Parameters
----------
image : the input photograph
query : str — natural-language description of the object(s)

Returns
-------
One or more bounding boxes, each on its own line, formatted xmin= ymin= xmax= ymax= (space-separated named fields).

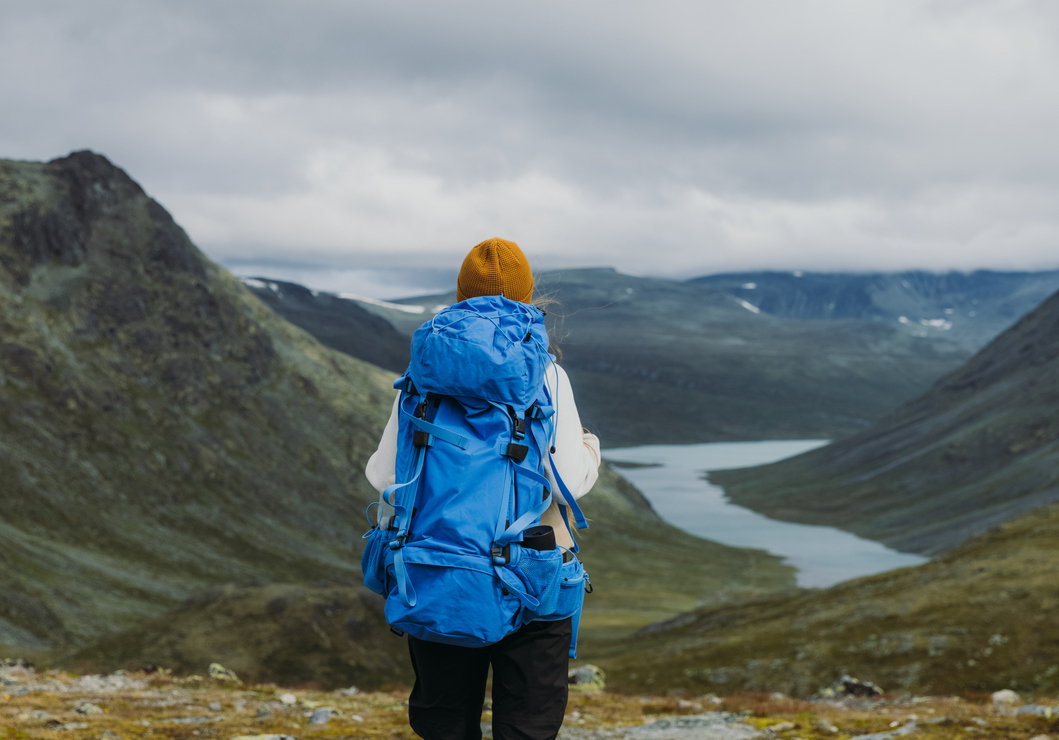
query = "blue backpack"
xmin=360 ymin=295 xmax=590 ymax=656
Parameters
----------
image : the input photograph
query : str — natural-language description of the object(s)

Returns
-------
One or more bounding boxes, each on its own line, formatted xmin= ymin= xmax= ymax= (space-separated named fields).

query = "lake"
xmin=602 ymin=441 xmax=928 ymax=588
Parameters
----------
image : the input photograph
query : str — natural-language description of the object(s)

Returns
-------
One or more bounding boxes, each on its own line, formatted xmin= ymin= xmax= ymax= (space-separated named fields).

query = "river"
xmin=602 ymin=441 xmax=928 ymax=588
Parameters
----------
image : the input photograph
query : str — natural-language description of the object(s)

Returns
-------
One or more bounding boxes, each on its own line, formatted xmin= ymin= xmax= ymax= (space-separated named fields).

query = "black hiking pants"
xmin=407 ymin=617 xmax=572 ymax=740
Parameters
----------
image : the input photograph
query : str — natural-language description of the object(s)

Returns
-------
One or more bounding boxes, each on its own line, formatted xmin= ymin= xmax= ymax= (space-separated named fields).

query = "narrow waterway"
xmin=602 ymin=441 xmax=928 ymax=588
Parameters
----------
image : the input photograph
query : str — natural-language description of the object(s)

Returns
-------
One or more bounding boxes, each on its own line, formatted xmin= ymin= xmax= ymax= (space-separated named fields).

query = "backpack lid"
xmin=409 ymin=295 xmax=550 ymax=408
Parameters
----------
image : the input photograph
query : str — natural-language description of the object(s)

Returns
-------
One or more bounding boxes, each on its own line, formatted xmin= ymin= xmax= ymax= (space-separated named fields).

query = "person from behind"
xmin=365 ymin=237 xmax=600 ymax=740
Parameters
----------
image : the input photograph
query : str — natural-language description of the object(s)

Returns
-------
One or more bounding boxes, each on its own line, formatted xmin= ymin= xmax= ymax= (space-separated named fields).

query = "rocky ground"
xmin=4 ymin=662 xmax=1059 ymax=740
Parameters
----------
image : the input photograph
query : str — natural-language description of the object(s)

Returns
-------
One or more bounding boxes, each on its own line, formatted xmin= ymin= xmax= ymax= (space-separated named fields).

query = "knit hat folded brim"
xmin=456 ymin=238 xmax=534 ymax=304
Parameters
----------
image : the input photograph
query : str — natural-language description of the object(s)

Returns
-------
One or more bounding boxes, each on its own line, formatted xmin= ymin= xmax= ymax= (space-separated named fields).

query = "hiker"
xmin=365 ymin=237 xmax=601 ymax=740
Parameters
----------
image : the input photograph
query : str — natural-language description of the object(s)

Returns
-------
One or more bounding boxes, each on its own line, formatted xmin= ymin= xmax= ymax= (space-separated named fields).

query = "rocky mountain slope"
xmin=694 ymin=270 xmax=1059 ymax=349
xmin=713 ymin=283 xmax=1059 ymax=554
xmin=307 ymin=270 xmax=972 ymax=447
xmin=0 ymin=151 xmax=397 ymax=652
xmin=594 ymin=498 xmax=1059 ymax=698
xmin=0 ymin=152 xmax=794 ymax=686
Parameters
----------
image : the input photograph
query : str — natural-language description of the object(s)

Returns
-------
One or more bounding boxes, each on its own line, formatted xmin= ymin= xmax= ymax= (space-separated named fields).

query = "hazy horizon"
xmin=225 ymin=259 xmax=1059 ymax=301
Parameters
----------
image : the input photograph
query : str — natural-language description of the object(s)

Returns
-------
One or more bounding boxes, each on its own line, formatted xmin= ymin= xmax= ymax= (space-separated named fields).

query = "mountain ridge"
xmin=0 ymin=151 xmax=397 ymax=650
xmin=693 ymin=269 xmax=1059 ymax=349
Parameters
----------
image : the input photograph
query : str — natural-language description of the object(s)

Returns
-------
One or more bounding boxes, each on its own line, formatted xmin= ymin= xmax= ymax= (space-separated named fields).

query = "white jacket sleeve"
xmin=365 ymin=393 xmax=400 ymax=493
xmin=543 ymin=362 xmax=601 ymax=503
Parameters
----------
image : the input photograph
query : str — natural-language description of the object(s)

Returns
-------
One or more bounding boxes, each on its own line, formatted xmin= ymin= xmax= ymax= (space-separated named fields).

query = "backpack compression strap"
xmin=383 ymin=443 xmax=427 ymax=608
xmin=402 ymin=410 xmax=470 ymax=449
xmin=388 ymin=402 xmax=471 ymax=609
xmin=490 ymin=465 xmax=558 ymax=612
xmin=548 ymin=456 xmax=589 ymax=552
xmin=495 ymin=466 xmax=557 ymax=548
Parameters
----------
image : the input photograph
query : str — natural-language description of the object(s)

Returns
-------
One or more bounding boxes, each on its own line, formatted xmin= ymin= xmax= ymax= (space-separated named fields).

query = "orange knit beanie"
xmin=456 ymin=238 xmax=534 ymax=304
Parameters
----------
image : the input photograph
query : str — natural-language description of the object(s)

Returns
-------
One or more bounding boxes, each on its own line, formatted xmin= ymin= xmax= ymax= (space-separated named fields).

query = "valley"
xmin=712 ymin=282 xmax=1059 ymax=555
xmin=4 ymin=149 xmax=1059 ymax=700
xmin=0 ymin=152 xmax=794 ymax=688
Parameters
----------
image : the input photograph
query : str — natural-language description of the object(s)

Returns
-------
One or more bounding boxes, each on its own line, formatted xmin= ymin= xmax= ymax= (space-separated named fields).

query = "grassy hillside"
xmin=593 ymin=499 xmax=1059 ymax=697
xmin=0 ymin=151 xmax=795 ymax=685
xmin=713 ymin=285 xmax=1059 ymax=555
xmin=69 ymin=582 xmax=414 ymax=688
xmin=65 ymin=465 xmax=795 ymax=688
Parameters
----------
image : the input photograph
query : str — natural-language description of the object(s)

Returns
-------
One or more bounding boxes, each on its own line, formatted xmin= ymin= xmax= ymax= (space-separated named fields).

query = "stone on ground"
xmin=568 ymin=665 xmax=606 ymax=692
xmin=992 ymin=690 xmax=1020 ymax=713
xmin=209 ymin=663 xmax=240 ymax=683
xmin=308 ymin=708 xmax=339 ymax=725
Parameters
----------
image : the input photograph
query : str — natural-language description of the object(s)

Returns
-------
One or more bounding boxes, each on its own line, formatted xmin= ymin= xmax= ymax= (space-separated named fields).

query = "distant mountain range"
xmin=694 ymin=269 xmax=1059 ymax=348
xmin=0 ymin=152 xmax=794 ymax=683
xmin=247 ymin=267 xmax=1059 ymax=447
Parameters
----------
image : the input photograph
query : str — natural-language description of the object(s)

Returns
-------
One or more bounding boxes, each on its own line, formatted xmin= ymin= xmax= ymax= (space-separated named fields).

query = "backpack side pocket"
xmin=552 ymin=553 xmax=587 ymax=620
xmin=361 ymin=525 xmax=399 ymax=595
xmin=535 ymin=553 xmax=589 ymax=658
xmin=510 ymin=545 xmax=564 ymax=619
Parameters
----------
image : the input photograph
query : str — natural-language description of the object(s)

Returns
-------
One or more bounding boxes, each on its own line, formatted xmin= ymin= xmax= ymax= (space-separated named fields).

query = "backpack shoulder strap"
xmin=538 ymin=365 xmax=589 ymax=542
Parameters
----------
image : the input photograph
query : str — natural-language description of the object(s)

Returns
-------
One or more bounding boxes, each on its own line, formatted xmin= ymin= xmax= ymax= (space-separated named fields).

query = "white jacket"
xmin=365 ymin=362 xmax=600 ymax=549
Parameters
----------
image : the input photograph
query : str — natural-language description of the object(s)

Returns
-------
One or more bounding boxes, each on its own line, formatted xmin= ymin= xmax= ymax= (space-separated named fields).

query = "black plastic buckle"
xmin=413 ymin=430 xmax=433 ymax=447
xmin=414 ymin=402 xmax=428 ymax=419
xmin=404 ymin=379 xmax=419 ymax=396
xmin=390 ymin=626 xmax=406 ymax=637
xmin=505 ymin=443 xmax=529 ymax=463
xmin=388 ymin=534 xmax=406 ymax=550
xmin=513 ymin=417 xmax=526 ymax=438
xmin=491 ymin=544 xmax=511 ymax=565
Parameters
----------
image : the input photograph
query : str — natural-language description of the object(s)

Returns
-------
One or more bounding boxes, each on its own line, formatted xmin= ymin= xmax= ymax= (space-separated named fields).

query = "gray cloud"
xmin=2 ymin=0 xmax=1059 ymax=282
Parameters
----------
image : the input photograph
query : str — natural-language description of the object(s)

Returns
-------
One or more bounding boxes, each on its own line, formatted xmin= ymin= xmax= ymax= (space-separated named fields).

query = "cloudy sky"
xmin=3 ymin=0 xmax=1059 ymax=295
